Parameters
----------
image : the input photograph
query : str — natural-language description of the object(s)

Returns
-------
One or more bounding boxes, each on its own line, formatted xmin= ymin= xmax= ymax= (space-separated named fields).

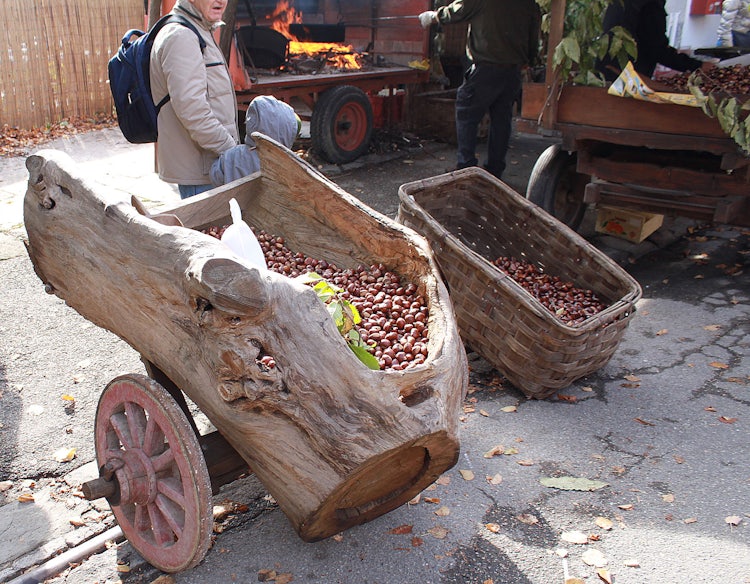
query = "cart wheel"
xmin=526 ymin=144 xmax=587 ymax=231
xmin=311 ymin=85 xmax=373 ymax=164
xmin=95 ymin=374 xmax=212 ymax=573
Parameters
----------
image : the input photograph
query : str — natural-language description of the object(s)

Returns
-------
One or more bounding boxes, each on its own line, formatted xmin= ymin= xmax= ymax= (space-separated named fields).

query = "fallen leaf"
xmin=116 ymin=563 xmax=130 ymax=573
xmin=501 ymin=405 xmax=517 ymax=413
xmin=624 ymin=374 xmax=641 ymax=382
xmin=484 ymin=445 xmax=505 ymax=458
xmin=595 ymin=517 xmax=613 ymax=530
xmin=459 ymin=469 xmax=475 ymax=481
xmin=516 ymin=514 xmax=538 ymax=525
xmin=485 ymin=523 xmax=501 ymax=533
xmin=516 ymin=459 xmax=534 ymax=466
xmin=704 ymin=406 xmax=717 ymax=412
xmin=427 ymin=525 xmax=449 ymax=539
xmin=53 ymin=447 xmax=77 ymax=463
xmin=389 ymin=524 xmax=413 ymax=535
xmin=423 ymin=497 xmax=440 ymax=504
xmin=561 ymin=531 xmax=588 ymax=545
xmin=596 ymin=568 xmax=613 ymax=583
xmin=503 ymin=447 xmax=519 ymax=455
xmin=581 ymin=548 xmax=608 ymax=567
xmin=61 ymin=394 xmax=75 ymax=401
xmin=673 ymin=455 xmax=685 ymax=464
xmin=483 ymin=580 xmax=494 ymax=584
xmin=408 ymin=494 xmax=421 ymax=505
xmin=540 ymin=476 xmax=608 ymax=491
xmin=683 ymin=517 xmax=697 ymax=524
xmin=581 ymin=386 xmax=594 ymax=392
xmin=704 ymin=324 xmax=722 ymax=331
xmin=332 ymin=534 xmax=344 ymax=542
xmin=411 ymin=536 xmax=423 ymax=547
xmin=556 ymin=548 xmax=568 ymax=558
xmin=718 ymin=416 xmax=738 ymax=424
xmin=565 ymin=579 xmax=585 ymax=584
xmin=634 ymin=417 xmax=655 ymax=426
xmin=275 ymin=573 xmax=293 ymax=584
xmin=486 ymin=473 xmax=503 ymax=485
xmin=435 ymin=475 xmax=451 ymax=486
xmin=434 ymin=506 xmax=451 ymax=517
xmin=709 ymin=361 xmax=729 ymax=369
xmin=618 ymin=503 xmax=635 ymax=511
xmin=479 ymin=409 xmax=490 ymax=417
xmin=611 ymin=466 xmax=626 ymax=475
xmin=623 ymin=559 xmax=641 ymax=567
xmin=150 ymin=576 xmax=176 ymax=584
xmin=557 ymin=394 xmax=578 ymax=403
xmin=258 ymin=569 xmax=277 ymax=582
xmin=17 ymin=493 xmax=35 ymax=503
xmin=725 ymin=515 xmax=742 ymax=526
xmin=662 ymin=493 xmax=675 ymax=503
xmin=656 ymin=329 xmax=668 ymax=336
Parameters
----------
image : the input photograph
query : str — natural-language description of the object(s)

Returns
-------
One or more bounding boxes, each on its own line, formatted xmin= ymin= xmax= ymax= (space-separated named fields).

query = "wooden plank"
xmin=577 ymin=149 xmax=750 ymax=198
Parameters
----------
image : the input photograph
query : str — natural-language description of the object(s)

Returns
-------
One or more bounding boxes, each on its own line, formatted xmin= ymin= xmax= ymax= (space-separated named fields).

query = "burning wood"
xmin=267 ymin=0 xmax=365 ymax=71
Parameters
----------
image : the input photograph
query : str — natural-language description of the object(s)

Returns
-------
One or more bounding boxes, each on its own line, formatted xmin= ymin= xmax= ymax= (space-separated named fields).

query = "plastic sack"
xmin=220 ymin=198 xmax=267 ymax=269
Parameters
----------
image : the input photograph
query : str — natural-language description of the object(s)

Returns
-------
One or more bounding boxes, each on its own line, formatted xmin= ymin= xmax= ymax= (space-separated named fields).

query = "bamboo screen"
xmin=0 ymin=0 xmax=143 ymax=130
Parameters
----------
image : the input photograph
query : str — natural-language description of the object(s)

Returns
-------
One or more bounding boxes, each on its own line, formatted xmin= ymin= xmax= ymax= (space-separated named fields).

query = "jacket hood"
xmin=244 ymin=96 xmax=299 ymax=149
xmin=174 ymin=0 xmax=223 ymax=30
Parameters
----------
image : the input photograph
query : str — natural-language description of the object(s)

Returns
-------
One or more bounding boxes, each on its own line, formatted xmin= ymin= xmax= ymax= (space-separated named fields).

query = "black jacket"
xmin=599 ymin=0 xmax=702 ymax=80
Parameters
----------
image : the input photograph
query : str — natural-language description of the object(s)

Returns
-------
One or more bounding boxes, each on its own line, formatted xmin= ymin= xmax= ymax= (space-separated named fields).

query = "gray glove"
xmin=419 ymin=11 xmax=437 ymax=29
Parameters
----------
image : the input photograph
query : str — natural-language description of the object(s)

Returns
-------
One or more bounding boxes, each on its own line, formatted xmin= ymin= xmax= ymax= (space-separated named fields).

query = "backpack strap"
xmin=154 ymin=14 xmax=209 ymax=114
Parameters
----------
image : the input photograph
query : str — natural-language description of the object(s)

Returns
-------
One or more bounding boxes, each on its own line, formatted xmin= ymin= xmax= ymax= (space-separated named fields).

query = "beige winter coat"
xmin=150 ymin=0 xmax=239 ymax=185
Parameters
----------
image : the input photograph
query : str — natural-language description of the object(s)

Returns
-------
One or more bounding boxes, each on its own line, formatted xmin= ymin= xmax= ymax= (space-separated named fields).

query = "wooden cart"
xmin=23 ymin=135 xmax=467 ymax=573
xmin=518 ymin=0 xmax=750 ymax=231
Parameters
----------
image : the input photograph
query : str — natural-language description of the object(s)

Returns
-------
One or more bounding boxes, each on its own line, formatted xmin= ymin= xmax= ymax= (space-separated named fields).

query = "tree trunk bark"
xmin=23 ymin=136 xmax=467 ymax=541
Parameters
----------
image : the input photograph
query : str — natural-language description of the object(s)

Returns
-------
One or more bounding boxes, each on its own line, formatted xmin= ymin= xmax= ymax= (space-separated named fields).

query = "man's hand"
xmin=418 ymin=11 xmax=437 ymax=28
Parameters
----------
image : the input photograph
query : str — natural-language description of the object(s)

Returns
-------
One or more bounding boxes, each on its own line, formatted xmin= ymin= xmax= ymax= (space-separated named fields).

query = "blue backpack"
xmin=108 ymin=14 xmax=206 ymax=144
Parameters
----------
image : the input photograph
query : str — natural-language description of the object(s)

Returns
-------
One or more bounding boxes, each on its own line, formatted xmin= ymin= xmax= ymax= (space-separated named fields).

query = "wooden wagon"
xmin=23 ymin=135 xmax=467 ymax=573
xmin=518 ymin=0 xmax=750 ymax=231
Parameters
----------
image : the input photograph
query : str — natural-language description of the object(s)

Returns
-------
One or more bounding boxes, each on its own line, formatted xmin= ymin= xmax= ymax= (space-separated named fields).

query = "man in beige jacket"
xmin=150 ymin=0 xmax=239 ymax=198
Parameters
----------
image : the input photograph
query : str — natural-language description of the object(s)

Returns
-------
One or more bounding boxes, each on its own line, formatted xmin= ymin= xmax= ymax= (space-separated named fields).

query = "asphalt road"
xmin=0 ymin=127 xmax=748 ymax=584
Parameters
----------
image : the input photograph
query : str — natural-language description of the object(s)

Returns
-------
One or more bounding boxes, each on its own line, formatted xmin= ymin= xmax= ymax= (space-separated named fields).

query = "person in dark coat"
xmin=418 ymin=0 xmax=541 ymax=180
xmin=598 ymin=0 xmax=714 ymax=82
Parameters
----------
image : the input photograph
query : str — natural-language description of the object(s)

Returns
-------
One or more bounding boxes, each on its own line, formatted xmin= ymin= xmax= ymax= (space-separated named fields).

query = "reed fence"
xmin=1 ymin=0 xmax=143 ymax=130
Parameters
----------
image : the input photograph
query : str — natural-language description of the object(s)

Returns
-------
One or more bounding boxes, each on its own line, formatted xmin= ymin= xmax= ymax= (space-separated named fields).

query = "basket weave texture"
xmin=397 ymin=168 xmax=642 ymax=399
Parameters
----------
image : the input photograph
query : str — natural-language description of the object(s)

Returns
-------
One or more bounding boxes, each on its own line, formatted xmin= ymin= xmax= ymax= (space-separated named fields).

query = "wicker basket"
xmin=397 ymin=167 xmax=642 ymax=399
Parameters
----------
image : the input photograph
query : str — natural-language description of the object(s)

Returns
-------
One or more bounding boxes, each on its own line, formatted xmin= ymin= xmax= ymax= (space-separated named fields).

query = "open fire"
xmin=266 ymin=0 xmax=364 ymax=71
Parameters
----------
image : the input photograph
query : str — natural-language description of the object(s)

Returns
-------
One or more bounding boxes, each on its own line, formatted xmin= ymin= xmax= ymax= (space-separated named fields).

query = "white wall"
xmin=668 ymin=0 xmax=722 ymax=50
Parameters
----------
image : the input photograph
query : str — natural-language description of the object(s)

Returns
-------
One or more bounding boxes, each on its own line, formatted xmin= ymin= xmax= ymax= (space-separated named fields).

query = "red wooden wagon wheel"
xmin=311 ymin=85 xmax=373 ymax=164
xmin=94 ymin=374 xmax=213 ymax=573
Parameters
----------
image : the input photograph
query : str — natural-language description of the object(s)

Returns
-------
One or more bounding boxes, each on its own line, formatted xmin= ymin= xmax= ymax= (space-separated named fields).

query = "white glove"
xmin=419 ymin=11 xmax=437 ymax=29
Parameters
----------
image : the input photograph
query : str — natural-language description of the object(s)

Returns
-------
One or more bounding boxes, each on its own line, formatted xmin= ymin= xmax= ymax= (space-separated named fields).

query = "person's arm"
xmin=717 ymin=0 xmax=740 ymax=46
xmin=639 ymin=2 xmax=704 ymax=73
xmin=158 ymin=25 xmax=236 ymax=155
xmin=435 ymin=0 xmax=484 ymax=24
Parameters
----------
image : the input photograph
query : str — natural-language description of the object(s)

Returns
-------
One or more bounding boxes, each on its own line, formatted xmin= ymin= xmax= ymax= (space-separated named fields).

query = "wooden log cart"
xmin=23 ymin=135 xmax=467 ymax=573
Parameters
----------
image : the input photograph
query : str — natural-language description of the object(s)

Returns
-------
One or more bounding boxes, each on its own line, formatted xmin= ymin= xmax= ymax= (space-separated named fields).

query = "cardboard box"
xmin=595 ymin=206 xmax=664 ymax=243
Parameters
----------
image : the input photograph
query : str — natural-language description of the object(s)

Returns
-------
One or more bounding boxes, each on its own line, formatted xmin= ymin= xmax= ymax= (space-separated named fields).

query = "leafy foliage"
xmin=296 ymin=272 xmax=381 ymax=370
xmin=688 ymin=72 xmax=750 ymax=155
xmin=536 ymin=0 xmax=636 ymax=86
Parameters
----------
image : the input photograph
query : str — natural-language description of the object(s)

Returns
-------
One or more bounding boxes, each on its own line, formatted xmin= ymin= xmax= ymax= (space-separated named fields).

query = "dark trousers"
xmin=733 ymin=30 xmax=750 ymax=48
xmin=455 ymin=62 xmax=522 ymax=179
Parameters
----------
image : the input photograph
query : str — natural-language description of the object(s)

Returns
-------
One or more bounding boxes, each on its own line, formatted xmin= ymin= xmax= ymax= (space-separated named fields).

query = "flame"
xmin=268 ymin=0 xmax=302 ymax=39
xmin=269 ymin=0 xmax=362 ymax=70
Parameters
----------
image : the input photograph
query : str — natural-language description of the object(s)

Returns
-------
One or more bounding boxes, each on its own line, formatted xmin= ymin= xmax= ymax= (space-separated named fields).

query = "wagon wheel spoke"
xmin=94 ymin=374 xmax=213 ymax=573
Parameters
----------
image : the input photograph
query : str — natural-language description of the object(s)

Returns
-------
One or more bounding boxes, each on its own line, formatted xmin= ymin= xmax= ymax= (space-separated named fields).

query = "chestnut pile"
xmin=660 ymin=64 xmax=750 ymax=95
xmin=493 ymin=256 xmax=607 ymax=326
xmin=202 ymin=225 xmax=429 ymax=371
